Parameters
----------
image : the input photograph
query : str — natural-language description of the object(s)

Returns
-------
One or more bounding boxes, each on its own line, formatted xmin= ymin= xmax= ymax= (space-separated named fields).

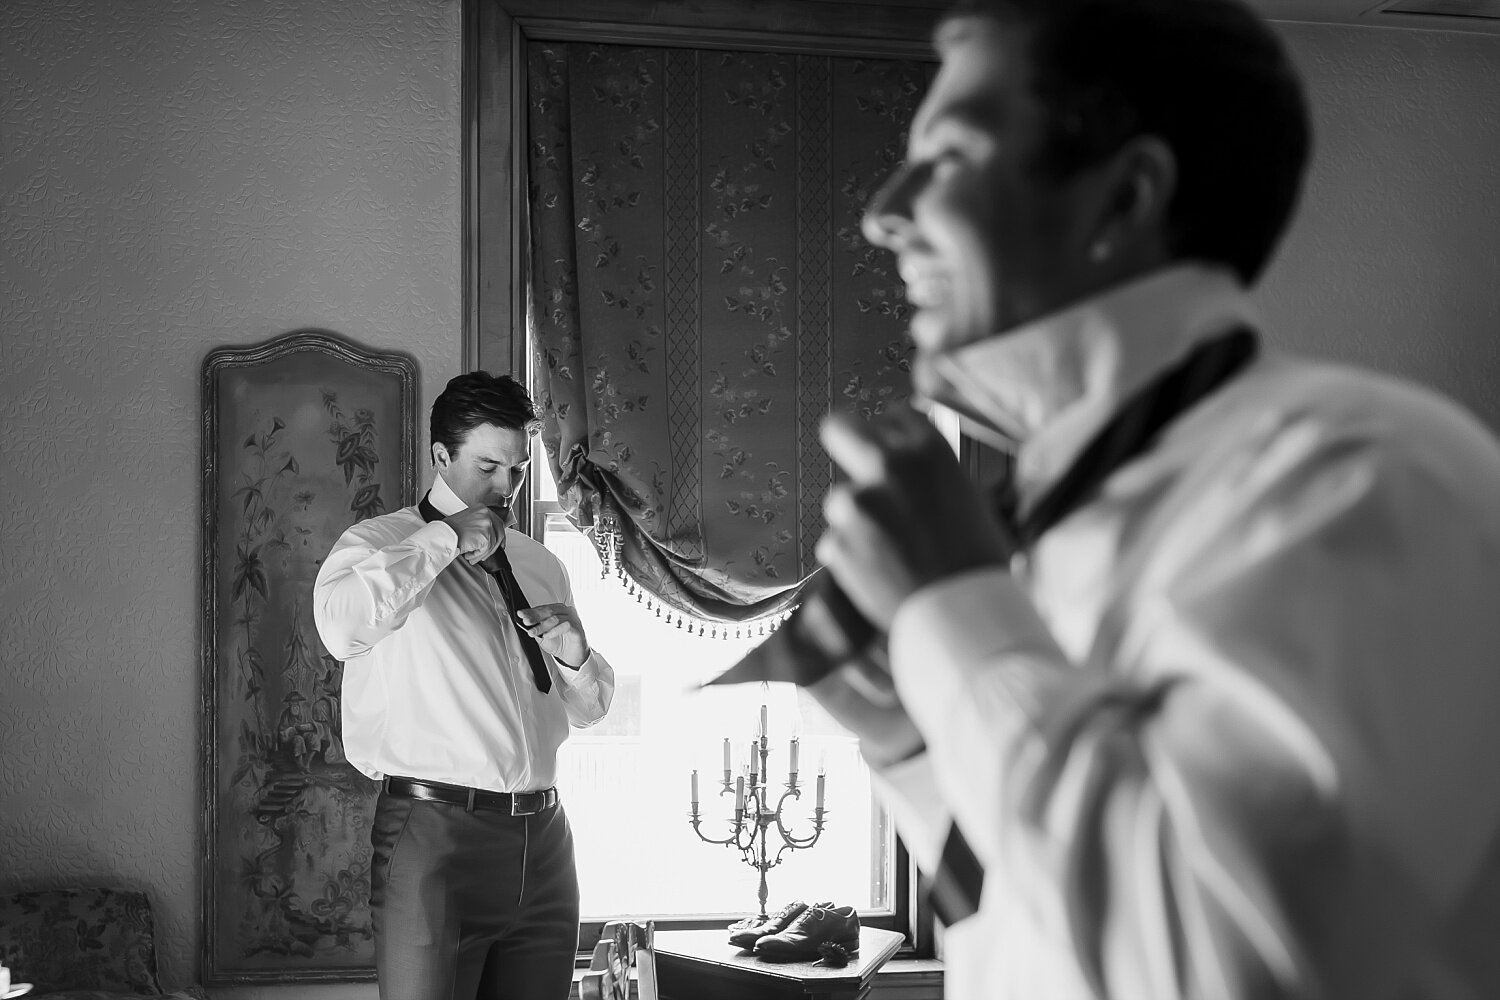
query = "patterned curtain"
xmin=527 ymin=42 xmax=928 ymax=630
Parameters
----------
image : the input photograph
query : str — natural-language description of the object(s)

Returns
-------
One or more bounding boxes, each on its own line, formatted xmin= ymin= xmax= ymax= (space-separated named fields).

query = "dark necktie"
xmin=419 ymin=494 xmax=552 ymax=694
xmin=929 ymin=325 xmax=1259 ymax=927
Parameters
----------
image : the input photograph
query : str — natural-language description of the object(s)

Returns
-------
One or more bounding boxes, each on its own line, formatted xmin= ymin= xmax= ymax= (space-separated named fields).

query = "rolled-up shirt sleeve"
xmin=313 ymin=519 xmax=460 ymax=659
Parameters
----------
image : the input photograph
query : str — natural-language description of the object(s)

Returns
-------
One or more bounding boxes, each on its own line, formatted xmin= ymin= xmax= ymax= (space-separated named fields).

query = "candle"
xmin=735 ymin=775 xmax=745 ymax=811
xmin=789 ymin=737 xmax=799 ymax=774
xmin=749 ymin=742 xmax=759 ymax=781
xmin=760 ymin=703 xmax=768 ymax=739
xmin=816 ymin=769 xmax=825 ymax=810
xmin=691 ymin=769 xmax=699 ymax=806
xmin=723 ymin=738 xmax=731 ymax=773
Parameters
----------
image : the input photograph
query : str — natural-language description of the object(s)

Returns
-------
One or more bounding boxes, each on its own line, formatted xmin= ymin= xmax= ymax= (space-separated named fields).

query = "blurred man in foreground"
xmin=809 ymin=1 xmax=1500 ymax=997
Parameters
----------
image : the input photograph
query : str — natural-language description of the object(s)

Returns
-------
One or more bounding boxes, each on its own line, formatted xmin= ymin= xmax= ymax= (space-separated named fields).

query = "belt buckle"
xmin=511 ymin=791 xmax=539 ymax=816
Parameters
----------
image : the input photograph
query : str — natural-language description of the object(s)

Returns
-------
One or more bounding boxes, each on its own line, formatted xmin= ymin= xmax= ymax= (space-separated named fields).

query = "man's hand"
xmin=444 ymin=504 xmax=507 ymax=565
xmin=815 ymin=404 xmax=1012 ymax=632
xmin=517 ymin=603 xmax=590 ymax=668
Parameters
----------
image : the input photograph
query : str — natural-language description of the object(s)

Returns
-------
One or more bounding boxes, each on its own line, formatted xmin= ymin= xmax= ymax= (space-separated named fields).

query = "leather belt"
xmin=383 ymin=776 xmax=559 ymax=816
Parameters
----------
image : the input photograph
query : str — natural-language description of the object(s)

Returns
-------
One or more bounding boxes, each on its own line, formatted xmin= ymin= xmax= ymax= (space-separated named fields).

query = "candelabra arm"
xmin=688 ymin=737 xmax=831 ymax=919
xmin=771 ymin=786 xmax=826 ymax=850
xmin=688 ymin=800 xmax=754 ymax=850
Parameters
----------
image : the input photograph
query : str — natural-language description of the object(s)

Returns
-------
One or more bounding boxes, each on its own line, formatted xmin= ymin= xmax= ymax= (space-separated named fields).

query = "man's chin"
xmin=910 ymin=355 xmax=948 ymax=402
xmin=906 ymin=308 xmax=951 ymax=354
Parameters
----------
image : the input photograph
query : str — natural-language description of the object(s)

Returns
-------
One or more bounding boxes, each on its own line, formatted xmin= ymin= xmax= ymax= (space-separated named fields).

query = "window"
xmin=529 ymin=439 xmax=904 ymax=932
xmin=468 ymin=0 xmax=947 ymax=955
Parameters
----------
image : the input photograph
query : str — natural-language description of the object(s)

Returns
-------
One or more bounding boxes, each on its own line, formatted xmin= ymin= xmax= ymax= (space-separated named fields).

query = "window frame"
xmin=531 ymin=500 xmax=926 ymax=953
xmin=465 ymin=0 xmax=948 ymax=959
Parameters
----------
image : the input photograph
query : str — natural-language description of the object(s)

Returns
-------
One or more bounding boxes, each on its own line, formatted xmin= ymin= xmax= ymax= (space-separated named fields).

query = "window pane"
xmin=542 ymin=517 xmax=892 ymax=919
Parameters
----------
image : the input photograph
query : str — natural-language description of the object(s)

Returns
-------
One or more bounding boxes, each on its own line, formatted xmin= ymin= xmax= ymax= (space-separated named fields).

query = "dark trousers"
xmin=369 ymin=789 xmax=580 ymax=1000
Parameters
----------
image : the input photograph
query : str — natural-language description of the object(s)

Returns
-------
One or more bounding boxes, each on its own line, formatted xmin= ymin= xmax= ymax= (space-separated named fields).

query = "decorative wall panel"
xmin=201 ymin=331 xmax=417 ymax=984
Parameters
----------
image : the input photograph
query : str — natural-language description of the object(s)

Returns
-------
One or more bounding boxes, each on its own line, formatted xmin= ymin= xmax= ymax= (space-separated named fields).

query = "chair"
xmin=0 ymin=887 xmax=207 ymax=998
xmin=580 ymin=920 xmax=658 ymax=1000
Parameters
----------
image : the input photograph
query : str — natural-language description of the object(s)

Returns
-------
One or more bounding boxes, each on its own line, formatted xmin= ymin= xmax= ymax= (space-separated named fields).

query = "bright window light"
xmin=532 ymin=446 xmax=892 ymax=920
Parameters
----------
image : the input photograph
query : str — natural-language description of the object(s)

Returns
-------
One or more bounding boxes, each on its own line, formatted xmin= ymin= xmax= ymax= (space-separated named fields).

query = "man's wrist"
xmin=556 ymin=647 xmax=591 ymax=670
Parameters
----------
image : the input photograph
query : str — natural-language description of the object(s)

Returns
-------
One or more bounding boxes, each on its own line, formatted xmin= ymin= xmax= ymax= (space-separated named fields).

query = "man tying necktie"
xmin=314 ymin=371 xmax=615 ymax=1000
xmin=796 ymin=1 xmax=1500 ymax=998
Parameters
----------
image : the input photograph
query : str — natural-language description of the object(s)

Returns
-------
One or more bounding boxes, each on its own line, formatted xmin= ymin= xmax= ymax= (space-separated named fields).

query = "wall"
xmin=0 ymin=0 xmax=461 ymax=995
xmin=2 ymin=4 xmax=1499 ymax=999
xmin=1260 ymin=22 xmax=1500 ymax=431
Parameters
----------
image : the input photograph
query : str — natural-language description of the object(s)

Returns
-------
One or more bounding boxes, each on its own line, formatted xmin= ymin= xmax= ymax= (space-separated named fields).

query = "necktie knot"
xmin=419 ymin=495 xmax=552 ymax=694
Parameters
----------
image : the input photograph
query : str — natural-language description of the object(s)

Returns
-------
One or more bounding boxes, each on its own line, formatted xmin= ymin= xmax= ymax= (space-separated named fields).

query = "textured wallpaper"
xmin=1260 ymin=23 xmax=1500 ymax=431
xmin=3 ymin=2 xmax=1500 ymax=998
xmin=0 ymin=0 xmax=461 ymax=994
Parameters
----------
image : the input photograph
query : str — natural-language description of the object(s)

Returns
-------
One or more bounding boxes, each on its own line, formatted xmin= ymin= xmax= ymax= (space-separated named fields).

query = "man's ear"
xmin=1087 ymin=135 xmax=1177 ymax=266
xmin=432 ymin=442 xmax=449 ymax=469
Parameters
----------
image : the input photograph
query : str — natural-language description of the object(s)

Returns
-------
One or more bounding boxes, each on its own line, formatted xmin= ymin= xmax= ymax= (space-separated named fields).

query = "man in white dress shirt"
xmin=807 ymin=0 xmax=1500 ymax=997
xmin=314 ymin=371 xmax=615 ymax=1000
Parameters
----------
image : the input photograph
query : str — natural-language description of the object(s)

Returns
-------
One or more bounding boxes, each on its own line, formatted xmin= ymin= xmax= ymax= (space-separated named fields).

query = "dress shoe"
xmin=726 ymin=900 xmax=809 ymax=949
xmin=753 ymin=903 xmax=860 ymax=960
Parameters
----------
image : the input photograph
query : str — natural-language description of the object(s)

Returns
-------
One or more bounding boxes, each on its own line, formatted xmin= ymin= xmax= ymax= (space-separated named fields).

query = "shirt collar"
xmin=428 ymin=470 xmax=468 ymax=517
xmin=923 ymin=263 xmax=1260 ymax=497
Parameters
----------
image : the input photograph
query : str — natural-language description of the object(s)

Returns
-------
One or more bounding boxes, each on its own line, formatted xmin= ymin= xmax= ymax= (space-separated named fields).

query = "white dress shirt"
xmin=879 ymin=265 xmax=1500 ymax=999
xmin=313 ymin=472 xmax=615 ymax=792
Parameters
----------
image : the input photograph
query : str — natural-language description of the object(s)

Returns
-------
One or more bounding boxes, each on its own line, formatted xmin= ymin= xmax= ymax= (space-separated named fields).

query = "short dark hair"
xmin=429 ymin=371 xmax=538 ymax=455
xmin=947 ymin=0 xmax=1311 ymax=284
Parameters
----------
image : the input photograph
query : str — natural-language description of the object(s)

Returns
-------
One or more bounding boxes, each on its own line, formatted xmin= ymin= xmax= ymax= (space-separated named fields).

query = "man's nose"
xmin=862 ymin=162 xmax=920 ymax=249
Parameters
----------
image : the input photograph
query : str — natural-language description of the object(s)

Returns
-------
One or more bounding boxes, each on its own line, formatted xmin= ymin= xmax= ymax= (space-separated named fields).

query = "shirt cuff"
xmin=370 ymin=519 xmax=464 ymax=620
xmin=420 ymin=517 xmax=461 ymax=558
xmin=557 ymin=647 xmax=600 ymax=684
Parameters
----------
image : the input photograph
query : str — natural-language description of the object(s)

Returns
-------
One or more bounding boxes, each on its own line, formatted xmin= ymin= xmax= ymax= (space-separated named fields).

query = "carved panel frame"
xmin=200 ymin=330 xmax=417 ymax=984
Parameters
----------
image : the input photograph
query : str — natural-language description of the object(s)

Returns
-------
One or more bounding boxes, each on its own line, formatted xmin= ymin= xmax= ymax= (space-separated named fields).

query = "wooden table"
xmin=652 ymin=926 xmax=905 ymax=1000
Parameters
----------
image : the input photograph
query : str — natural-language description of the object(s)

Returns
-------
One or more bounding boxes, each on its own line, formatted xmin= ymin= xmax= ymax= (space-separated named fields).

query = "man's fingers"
xmin=516 ymin=603 xmax=570 ymax=625
xmin=851 ymin=482 xmax=909 ymax=539
xmin=821 ymin=405 xmax=948 ymax=487
xmin=823 ymin=483 xmax=907 ymax=551
xmin=821 ymin=412 xmax=891 ymax=486
xmin=517 ymin=605 xmax=585 ymax=644
xmin=463 ymin=539 xmax=496 ymax=565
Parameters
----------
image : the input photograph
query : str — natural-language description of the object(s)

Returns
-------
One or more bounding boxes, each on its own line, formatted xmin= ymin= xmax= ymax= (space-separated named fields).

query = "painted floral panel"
xmin=203 ymin=333 xmax=415 ymax=981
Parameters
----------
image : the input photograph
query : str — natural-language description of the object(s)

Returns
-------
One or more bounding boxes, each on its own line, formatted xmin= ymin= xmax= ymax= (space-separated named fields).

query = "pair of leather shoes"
xmin=727 ymin=900 xmax=809 ymax=949
xmin=754 ymin=903 xmax=859 ymax=961
xmin=727 ymin=900 xmax=860 ymax=962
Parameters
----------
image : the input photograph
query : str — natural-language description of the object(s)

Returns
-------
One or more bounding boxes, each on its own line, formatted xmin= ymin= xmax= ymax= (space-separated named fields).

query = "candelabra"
xmin=689 ymin=699 xmax=828 ymax=919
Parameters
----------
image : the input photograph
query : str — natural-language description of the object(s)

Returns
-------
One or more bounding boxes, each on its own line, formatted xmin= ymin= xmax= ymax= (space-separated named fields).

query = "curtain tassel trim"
xmin=589 ymin=493 xmax=794 ymax=638
xmin=615 ymin=592 xmax=792 ymax=639
xmin=595 ymin=495 xmax=624 ymax=582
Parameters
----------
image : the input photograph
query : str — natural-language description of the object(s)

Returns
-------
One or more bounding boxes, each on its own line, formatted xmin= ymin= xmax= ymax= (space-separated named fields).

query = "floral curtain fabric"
xmin=527 ymin=42 xmax=929 ymax=627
